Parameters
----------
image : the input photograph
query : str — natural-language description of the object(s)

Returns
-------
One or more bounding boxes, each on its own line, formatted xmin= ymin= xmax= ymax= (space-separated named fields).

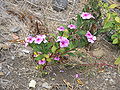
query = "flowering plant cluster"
xmin=98 ymin=0 xmax=120 ymax=65
xmin=98 ymin=0 xmax=120 ymax=44
xmin=25 ymin=12 xmax=96 ymax=69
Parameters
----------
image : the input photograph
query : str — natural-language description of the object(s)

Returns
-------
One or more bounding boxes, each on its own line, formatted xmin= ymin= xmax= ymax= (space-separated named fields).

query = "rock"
xmin=42 ymin=82 xmax=52 ymax=89
xmin=11 ymin=56 xmax=15 ymax=60
xmin=51 ymin=78 xmax=55 ymax=81
xmin=52 ymin=0 xmax=68 ymax=12
xmin=10 ymin=26 xmax=21 ymax=33
xmin=0 ymin=72 xmax=4 ymax=77
xmin=20 ymin=47 xmax=33 ymax=54
xmin=0 ymin=63 xmax=2 ymax=70
xmin=29 ymin=80 xmax=36 ymax=88
xmin=21 ymin=49 xmax=30 ymax=54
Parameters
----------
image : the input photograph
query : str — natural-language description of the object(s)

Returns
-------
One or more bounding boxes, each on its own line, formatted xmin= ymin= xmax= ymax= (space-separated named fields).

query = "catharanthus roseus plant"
xmin=97 ymin=0 xmax=120 ymax=65
xmin=25 ymin=12 xmax=96 ymax=69
xmin=98 ymin=0 xmax=120 ymax=43
xmin=85 ymin=31 xmax=96 ymax=43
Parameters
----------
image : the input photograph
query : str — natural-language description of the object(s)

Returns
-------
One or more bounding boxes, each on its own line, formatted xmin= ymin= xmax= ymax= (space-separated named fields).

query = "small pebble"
xmin=51 ymin=78 xmax=55 ymax=81
xmin=60 ymin=70 xmax=64 ymax=72
xmin=29 ymin=80 xmax=36 ymax=88
xmin=75 ymin=74 xmax=80 ymax=78
xmin=22 ymin=49 xmax=30 ymax=54
xmin=0 ymin=72 xmax=4 ymax=77
xmin=11 ymin=56 xmax=15 ymax=60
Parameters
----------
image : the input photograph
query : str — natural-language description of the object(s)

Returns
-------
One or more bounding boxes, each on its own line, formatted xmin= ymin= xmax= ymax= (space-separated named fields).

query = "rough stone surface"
xmin=52 ymin=0 xmax=68 ymax=12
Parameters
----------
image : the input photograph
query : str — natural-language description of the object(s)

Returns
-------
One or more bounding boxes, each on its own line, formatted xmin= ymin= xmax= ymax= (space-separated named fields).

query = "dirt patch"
xmin=0 ymin=0 xmax=120 ymax=90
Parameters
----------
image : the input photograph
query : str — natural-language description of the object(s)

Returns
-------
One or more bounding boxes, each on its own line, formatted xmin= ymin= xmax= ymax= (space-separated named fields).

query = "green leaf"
xmin=46 ymin=42 xmax=52 ymax=49
xmin=103 ymin=22 xmax=114 ymax=29
xmin=43 ymin=54 xmax=49 ymax=58
xmin=29 ymin=43 xmax=42 ymax=52
xmin=79 ymin=37 xmax=88 ymax=47
xmin=103 ymin=3 xmax=109 ymax=8
xmin=111 ymin=34 xmax=118 ymax=40
xmin=76 ymin=30 xmax=86 ymax=36
xmin=68 ymin=35 xmax=73 ymax=39
xmin=54 ymin=43 xmax=59 ymax=49
xmin=109 ymin=4 xmax=118 ymax=9
xmin=73 ymin=40 xmax=79 ymax=48
xmin=65 ymin=47 xmax=70 ymax=51
xmin=46 ymin=58 xmax=51 ymax=62
xmin=51 ymin=45 xmax=57 ymax=53
xmin=67 ymin=53 xmax=76 ymax=56
xmin=114 ymin=57 xmax=120 ymax=65
xmin=69 ymin=42 xmax=74 ymax=49
xmin=77 ymin=14 xmax=82 ymax=29
xmin=104 ymin=13 xmax=111 ymax=24
xmin=58 ymin=48 xmax=65 ymax=53
xmin=49 ymin=33 xmax=56 ymax=37
xmin=35 ymin=55 xmax=44 ymax=61
xmin=58 ymin=31 xmax=63 ymax=36
xmin=36 ymin=65 xmax=43 ymax=69
xmin=63 ymin=29 xmax=69 ymax=38
xmin=112 ymin=38 xmax=119 ymax=44
xmin=115 ymin=17 xmax=120 ymax=23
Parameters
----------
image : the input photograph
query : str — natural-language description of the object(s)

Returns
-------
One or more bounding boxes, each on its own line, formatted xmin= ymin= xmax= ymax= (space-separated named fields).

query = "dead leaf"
xmin=98 ymin=69 xmax=104 ymax=73
xmin=63 ymin=79 xmax=73 ymax=90
xmin=76 ymin=79 xmax=84 ymax=85
xmin=0 ymin=72 xmax=4 ymax=77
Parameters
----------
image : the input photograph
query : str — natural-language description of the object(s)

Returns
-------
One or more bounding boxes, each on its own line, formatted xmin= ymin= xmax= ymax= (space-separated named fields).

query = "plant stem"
xmin=60 ymin=47 xmax=76 ymax=56
xmin=43 ymin=61 xmax=48 ymax=70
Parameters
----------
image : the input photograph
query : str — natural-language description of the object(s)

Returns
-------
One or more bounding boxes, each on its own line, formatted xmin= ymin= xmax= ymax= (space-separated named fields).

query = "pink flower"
xmin=36 ymin=35 xmax=46 ymax=39
xmin=25 ymin=36 xmax=35 ymax=43
xmin=34 ymin=35 xmax=47 ymax=44
xmin=43 ymin=39 xmax=48 ymax=43
xmin=68 ymin=24 xmax=76 ymax=29
xmin=37 ymin=35 xmax=48 ymax=43
xmin=85 ymin=31 xmax=93 ymax=38
xmin=75 ymin=74 xmax=80 ymax=78
xmin=38 ymin=60 xmax=46 ymax=65
xmin=85 ymin=31 xmax=96 ymax=43
xmin=87 ymin=36 xmax=96 ymax=43
xmin=56 ymin=36 xmax=66 ymax=42
xmin=60 ymin=39 xmax=69 ymax=48
xmin=54 ymin=57 xmax=60 ymax=61
xmin=57 ymin=26 xmax=65 ymax=31
xmin=81 ymin=12 xmax=94 ymax=19
xmin=34 ymin=37 xmax=43 ymax=44
xmin=57 ymin=36 xmax=69 ymax=48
